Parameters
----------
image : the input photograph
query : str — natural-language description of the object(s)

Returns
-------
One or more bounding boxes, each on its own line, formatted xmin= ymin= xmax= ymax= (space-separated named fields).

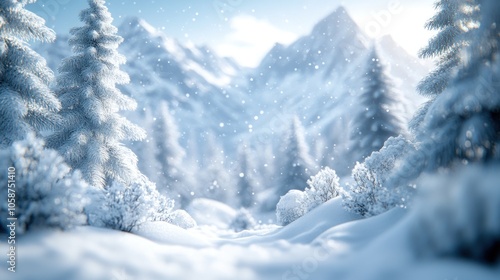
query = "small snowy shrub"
xmin=166 ymin=209 xmax=197 ymax=229
xmin=276 ymin=190 xmax=307 ymax=226
xmin=304 ymin=167 xmax=340 ymax=211
xmin=230 ymin=208 xmax=256 ymax=232
xmin=342 ymin=136 xmax=415 ymax=217
xmin=412 ymin=164 xmax=500 ymax=263
xmin=275 ymin=167 xmax=341 ymax=226
xmin=87 ymin=178 xmax=174 ymax=232
xmin=0 ymin=135 xmax=89 ymax=234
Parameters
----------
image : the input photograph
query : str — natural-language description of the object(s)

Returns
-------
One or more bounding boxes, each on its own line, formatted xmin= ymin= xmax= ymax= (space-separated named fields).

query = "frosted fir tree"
xmin=410 ymin=0 xmax=479 ymax=132
xmin=0 ymin=0 xmax=60 ymax=147
xmin=409 ymin=0 xmax=500 ymax=264
xmin=132 ymin=108 xmax=162 ymax=185
xmin=202 ymin=135 xmax=234 ymax=204
xmin=350 ymin=47 xmax=406 ymax=162
xmin=154 ymin=102 xmax=187 ymax=197
xmin=236 ymin=144 xmax=258 ymax=208
xmin=276 ymin=116 xmax=316 ymax=197
xmin=0 ymin=134 xmax=88 ymax=234
xmin=423 ymin=0 xmax=500 ymax=164
xmin=46 ymin=0 xmax=146 ymax=188
xmin=389 ymin=0 xmax=500 ymax=187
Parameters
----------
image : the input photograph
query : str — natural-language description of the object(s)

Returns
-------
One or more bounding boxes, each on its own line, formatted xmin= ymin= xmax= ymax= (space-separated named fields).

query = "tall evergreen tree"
xmin=276 ymin=116 xmax=315 ymax=197
xmin=349 ymin=47 xmax=406 ymax=162
xmin=199 ymin=132 xmax=233 ymax=204
xmin=133 ymin=108 xmax=162 ymax=185
xmin=389 ymin=0 xmax=500 ymax=185
xmin=0 ymin=0 xmax=60 ymax=147
xmin=410 ymin=0 xmax=479 ymax=132
xmin=47 ymin=0 xmax=145 ymax=188
xmin=237 ymin=144 xmax=258 ymax=208
xmin=154 ymin=101 xmax=187 ymax=198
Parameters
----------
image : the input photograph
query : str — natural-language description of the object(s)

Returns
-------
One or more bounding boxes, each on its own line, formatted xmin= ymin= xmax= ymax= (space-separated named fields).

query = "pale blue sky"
xmin=28 ymin=0 xmax=436 ymax=67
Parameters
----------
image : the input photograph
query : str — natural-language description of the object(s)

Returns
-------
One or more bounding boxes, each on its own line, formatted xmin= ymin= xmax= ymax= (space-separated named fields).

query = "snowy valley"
xmin=1 ymin=0 xmax=500 ymax=279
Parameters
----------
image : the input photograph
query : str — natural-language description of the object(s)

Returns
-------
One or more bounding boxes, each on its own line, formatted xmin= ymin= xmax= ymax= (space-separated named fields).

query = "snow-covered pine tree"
xmin=46 ymin=0 xmax=145 ymax=188
xmin=237 ymin=144 xmax=258 ymax=208
xmin=132 ymin=107 xmax=162 ymax=185
xmin=389 ymin=0 xmax=500 ymax=186
xmin=178 ymin=131 xmax=201 ymax=206
xmin=154 ymin=101 xmax=187 ymax=199
xmin=349 ymin=47 xmax=406 ymax=162
xmin=410 ymin=0 xmax=479 ymax=132
xmin=200 ymin=132 xmax=233 ymax=204
xmin=276 ymin=116 xmax=315 ymax=197
xmin=0 ymin=0 xmax=60 ymax=147
xmin=409 ymin=0 xmax=500 ymax=264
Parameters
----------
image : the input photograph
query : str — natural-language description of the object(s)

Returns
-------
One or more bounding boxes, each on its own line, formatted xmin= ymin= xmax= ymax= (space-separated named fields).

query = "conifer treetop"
xmin=0 ymin=0 xmax=55 ymax=42
xmin=47 ymin=0 xmax=145 ymax=188
xmin=0 ymin=0 xmax=59 ymax=146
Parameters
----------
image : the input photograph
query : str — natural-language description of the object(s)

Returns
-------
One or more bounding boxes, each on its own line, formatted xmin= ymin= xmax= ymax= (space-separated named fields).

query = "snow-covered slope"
xmin=233 ymin=197 xmax=361 ymax=245
xmin=187 ymin=198 xmax=237 ymax=228
xmin=3 ymin=197 xmax=498 ymax=280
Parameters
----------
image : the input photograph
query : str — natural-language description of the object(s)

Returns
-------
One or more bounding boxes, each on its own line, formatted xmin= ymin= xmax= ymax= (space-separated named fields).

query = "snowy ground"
xmin=2 ymin=198 xmax=499 ymax=280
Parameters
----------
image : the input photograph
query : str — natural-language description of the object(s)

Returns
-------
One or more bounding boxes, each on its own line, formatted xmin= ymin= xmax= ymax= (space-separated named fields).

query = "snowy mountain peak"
xmin=254 ymin=6 xmax=368 ymax=80
xmin=119 ymin=16 xmax=186 ymax=56
xmin=119 ymin=16 xmax=160 ymax=38
xmin=311 ymin=6 xmax=360 ymax=38
xmin=116 ymin=16 xmax=242 ymax=90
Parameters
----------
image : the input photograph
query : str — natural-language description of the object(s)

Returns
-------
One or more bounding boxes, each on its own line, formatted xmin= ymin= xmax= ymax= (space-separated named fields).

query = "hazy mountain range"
xmin=36 ymin=6 xmax=430 ymax=164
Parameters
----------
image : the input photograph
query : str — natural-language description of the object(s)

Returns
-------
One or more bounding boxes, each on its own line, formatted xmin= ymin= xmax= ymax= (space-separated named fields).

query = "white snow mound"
xmin=186 ymin=198 xmax=237 ymax=228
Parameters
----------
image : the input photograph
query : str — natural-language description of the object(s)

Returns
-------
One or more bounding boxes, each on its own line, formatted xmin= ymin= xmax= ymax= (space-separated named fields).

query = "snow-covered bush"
xmin=412 ymin=164 xmax=500 ymax=263
xmin=342 ymin=136 xmax=415 ymax=217
xmin=87 ymin=178 xmax=174 ymax=232
xmin=276 ymin=190 xmax=307 ymax=226
xmin=275 ymin=167 xmax=340 ymax=226
xmin=166 ymin=210 xmax=197 ymax=229
xmin=0 ymin=135 xmax=88 ymax=234
xmin=304 ymin=167 xmax=340 ymax=211
xmin=230 ymin=208 xmax=256 ymax=232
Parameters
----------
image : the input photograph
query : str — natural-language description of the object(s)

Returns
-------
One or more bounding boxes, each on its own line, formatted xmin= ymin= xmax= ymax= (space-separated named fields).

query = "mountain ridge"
xmin=34 ymin=6 xmax=430 ymax=169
